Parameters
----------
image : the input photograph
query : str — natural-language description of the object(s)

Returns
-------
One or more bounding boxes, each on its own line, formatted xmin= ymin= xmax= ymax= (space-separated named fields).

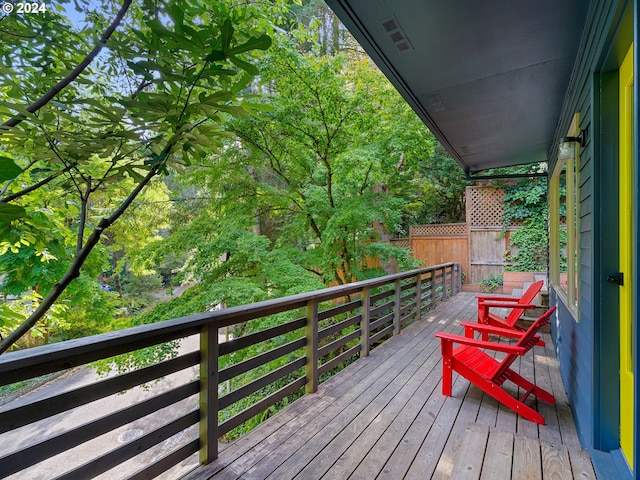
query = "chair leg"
xmin=442 ymin=359 xmax=452 ymax=396
xmin=487 ymin=383 xmax=546 ymax=424
xmin=506 ymin=370 xmax=555 ymax=404
xmin=440 ymin=340 xmax=453 ymax=396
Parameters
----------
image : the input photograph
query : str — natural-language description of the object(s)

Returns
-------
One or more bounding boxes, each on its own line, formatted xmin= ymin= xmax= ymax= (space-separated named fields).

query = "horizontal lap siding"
xmin=549 ymin=0 xmax=619 ymax=450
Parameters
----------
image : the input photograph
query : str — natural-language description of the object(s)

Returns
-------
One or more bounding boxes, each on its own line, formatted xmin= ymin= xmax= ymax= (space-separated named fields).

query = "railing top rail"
xmin=0 ymin=263 xmax=457 ymax=383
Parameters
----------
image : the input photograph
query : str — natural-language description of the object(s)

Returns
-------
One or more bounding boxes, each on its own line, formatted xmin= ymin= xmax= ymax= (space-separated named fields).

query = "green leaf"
xmin=213 ymin=104 xmax=249 ymax=119
xmin=0 ymin=203 xmax=26 ymax=222
xmin=148 ymin=18 xmax=170 ymax=37
xmin=221 ymin=18 xmax=234 ymax=52
xmin=242 ymin=102 xmax=275 ymax=115
xmin=0 ymin=304 xmax=26 ymax=323
xmin=200 ymin=91 xmax=234 ymax=104
xmin=169 ymin=3 xmax=184 ymax=34
xmin=228 ymin=55 xmax=258 ymax=75
xmin=227 ymin=34 xmax=272 ymax=55
xmin=231 ymin=73 xmax=254 ymax=94
xmin=205 ymin=50 xmax=226 ymax=62
xmin=0 ymin=156 xmax=23 ymax=182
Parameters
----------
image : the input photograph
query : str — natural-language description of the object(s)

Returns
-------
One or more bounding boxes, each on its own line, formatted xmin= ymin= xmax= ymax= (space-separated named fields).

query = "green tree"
xmin=227 ymin=43 xmax=421 ymax=284
xmin=0 ymin=0 xmax=292 ymax=352
xmin=398 ymin=142 xmax=469 ymax=226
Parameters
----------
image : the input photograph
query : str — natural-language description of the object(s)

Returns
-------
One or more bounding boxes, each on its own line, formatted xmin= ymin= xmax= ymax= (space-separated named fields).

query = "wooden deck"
xmin=184 ymin=293 xmax=596 ymax=480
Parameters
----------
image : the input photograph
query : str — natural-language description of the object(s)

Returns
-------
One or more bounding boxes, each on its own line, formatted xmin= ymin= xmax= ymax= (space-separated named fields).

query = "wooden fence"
xmin=0 ymin=263 xmax=461 ymax=479
xmin=409 ymin=186 xmax=520 ymax=284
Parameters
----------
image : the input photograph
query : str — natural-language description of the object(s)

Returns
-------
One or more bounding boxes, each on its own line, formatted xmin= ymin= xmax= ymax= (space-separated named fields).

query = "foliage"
xmin=0 ymin=0 xmax=287 ymax=351
xmin=503 ymin=211 xmax=551 ymax=272
xmin=479 ymin=273 xmax=503 ymax=293
xmin=489 ymin=164 xmax=551 ymax=272
xmin=398 ymin=142 xmax=469 ymax=226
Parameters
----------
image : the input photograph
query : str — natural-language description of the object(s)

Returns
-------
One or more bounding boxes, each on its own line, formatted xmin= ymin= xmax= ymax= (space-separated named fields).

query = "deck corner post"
xmin=415 ymin=274 xmax=422 ymax=321
xmin=305 ymin=299 xmax=319 ymax=394
xmin=199 ymin=322 xmax=219 ymax=464
xmin=393 ymin=279 xmax=402 ymax=335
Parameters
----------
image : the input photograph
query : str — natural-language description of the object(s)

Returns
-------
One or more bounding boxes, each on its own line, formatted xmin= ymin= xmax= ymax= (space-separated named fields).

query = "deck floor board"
xmin=184 ymin=293 xmax=595 ymax=480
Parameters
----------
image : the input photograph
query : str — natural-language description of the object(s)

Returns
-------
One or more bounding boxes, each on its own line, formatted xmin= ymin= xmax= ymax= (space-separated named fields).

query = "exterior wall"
xmin=548 ymin=0 xmax=631 ymax=472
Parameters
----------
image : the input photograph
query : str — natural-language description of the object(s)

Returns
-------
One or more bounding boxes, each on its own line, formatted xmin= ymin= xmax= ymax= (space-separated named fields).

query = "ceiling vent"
xmin=381 ymin=16 xmax=413 ymax=53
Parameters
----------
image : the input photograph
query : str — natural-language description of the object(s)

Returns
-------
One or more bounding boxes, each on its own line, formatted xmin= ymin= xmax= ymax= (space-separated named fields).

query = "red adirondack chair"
xmin=435 ymin=306 xmax=556 ymax=424
xmin=476 ymin=279 xmax=544 ymax=344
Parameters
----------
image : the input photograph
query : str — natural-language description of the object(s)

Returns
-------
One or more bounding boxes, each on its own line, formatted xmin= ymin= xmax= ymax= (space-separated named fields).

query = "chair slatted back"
xmin=503 ymin=280 xmax=544 ymax=327
xmin=491 ymin=306 xmax=556 ymax=384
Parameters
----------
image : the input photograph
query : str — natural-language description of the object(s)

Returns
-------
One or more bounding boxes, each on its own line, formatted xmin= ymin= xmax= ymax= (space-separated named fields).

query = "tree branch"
xmin=0 ymin=161 xmax=161 ymax=354
xmin=0 ymin=164 xmax=73 ymax=203
xmin=77 ymin=177 xmax=91 ymax=253
xmin=1 ymin=0 xmax=133 ymax=130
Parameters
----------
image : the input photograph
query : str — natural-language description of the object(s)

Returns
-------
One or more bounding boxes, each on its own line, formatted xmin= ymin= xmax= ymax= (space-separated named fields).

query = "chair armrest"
xmin=479 ymin=302 xmax=537 ymax=310
xmin=476 ymin=295 xmax=520 ymax=302
xmin=461 ymin=322 xmax=529 ymax=339
xmin=435 ymin=332 xmax=527 ymax=354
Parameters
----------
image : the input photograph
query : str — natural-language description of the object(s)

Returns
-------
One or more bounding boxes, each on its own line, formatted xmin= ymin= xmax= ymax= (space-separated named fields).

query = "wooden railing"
xmin=0 ymin=263 xmax=461 ymax=479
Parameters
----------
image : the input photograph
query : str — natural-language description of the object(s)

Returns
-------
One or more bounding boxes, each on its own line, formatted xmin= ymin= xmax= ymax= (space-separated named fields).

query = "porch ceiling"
xmin=325 ymin=0 xmax=589 ymax=174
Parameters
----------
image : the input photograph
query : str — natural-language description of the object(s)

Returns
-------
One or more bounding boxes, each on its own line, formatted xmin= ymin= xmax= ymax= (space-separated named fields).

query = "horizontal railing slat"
xmin=370 ymin=325 xmax=394 ymax=344
xmin=219 ymin=338 xmax=306 ymax=383
xmin=370 ymin=289 xmax=394 ymax=303
xmin=318 ymin=329 xmax=360 ymax=358
xmin=400 ymin=281 xmax=417 ymax=292
xmin=401 ymin=312 xmax=416 ymax=326
xmin=318 ymin=298 xmax=362 ymax=321
xmin=219 ymin=317 xmax=306 ymax=356
xmin=128 ymin=439 xmax=200 ymax=480
xmin=219 ymin=358 xmax=306 ymax=410
xmin=55 ymin=411 xmax=199 ymax=480
xmin=400 ymin=303 xmax=415 ymax=316
xmin=0 ymin=351 xmax=199 ymax=434
xmin=370 ymin=301 xmax=394 ymax=318
xmin=370 ymin=312 xmax=394 ymax=332
xmin=219 ymin=377 xmax=306 ymax=437
xmin=318 ymin=314 xmax=360 ymax=341
xmin=0 ymin=381 xmax=199 ymax=478
xmin=318 ymin=345 xmax=361 ymax=377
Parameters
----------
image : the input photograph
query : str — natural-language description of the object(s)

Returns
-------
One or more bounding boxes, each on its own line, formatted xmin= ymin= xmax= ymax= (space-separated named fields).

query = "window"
xmin=550 ymin=115 xmax=580 ymax=317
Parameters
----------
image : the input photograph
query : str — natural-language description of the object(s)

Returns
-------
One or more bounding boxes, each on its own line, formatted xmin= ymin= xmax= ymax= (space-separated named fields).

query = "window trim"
xmin=550 ymin=114 xmax=580 ymax=319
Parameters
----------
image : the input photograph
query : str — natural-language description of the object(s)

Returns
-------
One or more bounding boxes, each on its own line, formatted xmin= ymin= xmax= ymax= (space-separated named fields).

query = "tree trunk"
xmin=373 ymin=183 xmax=397 ymax=275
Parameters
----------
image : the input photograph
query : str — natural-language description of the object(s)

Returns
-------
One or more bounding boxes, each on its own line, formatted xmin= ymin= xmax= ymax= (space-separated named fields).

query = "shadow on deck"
xmin=184 ymin=293 xmax=596 ymax=480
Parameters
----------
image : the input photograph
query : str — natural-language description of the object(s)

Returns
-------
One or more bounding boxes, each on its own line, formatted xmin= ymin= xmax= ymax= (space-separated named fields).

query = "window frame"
xmin=550 ymin=114 xmax=580 ymax=319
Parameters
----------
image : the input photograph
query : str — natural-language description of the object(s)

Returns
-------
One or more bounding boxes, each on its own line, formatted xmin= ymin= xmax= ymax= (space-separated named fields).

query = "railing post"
xmin=456 ymin=263 xmax=462 ymax=294
xmin=415 ymin=273 xmax=422 ymax=321
xmin=393 ymin=279 xmax=402 ymax=335
xmin=439 ymin=265 xmax=446 ymax=302
xmin=360 ymin=287 xmax=371 ymax=357
xmin=429 ymin=269 xmax=436 ymax=308
xmin=305 ymin=299 xmax=319 ymax=394
xmin=199 ymin=323 xmax=219 ymax=464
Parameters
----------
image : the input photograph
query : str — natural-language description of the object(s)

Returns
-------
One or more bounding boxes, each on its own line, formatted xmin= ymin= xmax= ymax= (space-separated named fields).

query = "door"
xmin=619 ymin=42 xmax=634 ymax=469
